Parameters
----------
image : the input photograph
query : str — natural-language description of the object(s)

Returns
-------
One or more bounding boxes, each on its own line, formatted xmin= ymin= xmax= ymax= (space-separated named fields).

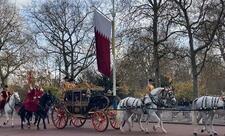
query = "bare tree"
xmin=0 ymin=0 xmax=34 ymax=85
xmin=216 ymin=22 xmax=225 ymax=63
xmin=28 ymin=0 xmax=95 ymax=81
xmin=118 ymin=0 xmax=179 ymax=87
xmin=172 ymin=0 xmax=225 ymax=97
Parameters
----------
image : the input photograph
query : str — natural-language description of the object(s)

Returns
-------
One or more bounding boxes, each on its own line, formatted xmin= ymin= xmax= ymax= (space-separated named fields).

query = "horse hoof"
xmin=120 ymin=129 xmax=125 ymax=133
xmin=193 ymin=132 xmax=197 ymax=136
xmin=145 ymin=131 xmax=149 ymax=134
xmin=214 ymin=133 xmax=218 ymax=136
xmin=11 ymin=125 xmax=14 ymax=128
xmin=3 ymin=122 xmax=6 ymax=125
xmin=37 ymin=127 xmax=40 ymax=130
xmin=201 ymin=129 xmax=204 ymax=133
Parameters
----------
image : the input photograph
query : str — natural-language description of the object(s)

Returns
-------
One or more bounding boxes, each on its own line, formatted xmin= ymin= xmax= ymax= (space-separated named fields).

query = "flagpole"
xmin=111 ymin=0 xmax=116 ymax=96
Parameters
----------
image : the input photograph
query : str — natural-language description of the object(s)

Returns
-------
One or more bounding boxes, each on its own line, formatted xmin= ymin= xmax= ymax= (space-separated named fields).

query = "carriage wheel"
xmin=91 ymin=111 xmax=109 ymax=132
xmin=51 ymin=105 xmax=68 ymax=129
xmin=71 ymin=116 xmax=86 ymax=128
xmin=108 ymin=110 xmax=120 ymax=129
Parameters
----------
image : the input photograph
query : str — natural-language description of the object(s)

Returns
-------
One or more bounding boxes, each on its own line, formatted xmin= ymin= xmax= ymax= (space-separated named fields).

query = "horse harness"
xmin=121 ymin=97 xmax=140 ymax=109
xmin=200 ymin=96 xmax=224 ymax=110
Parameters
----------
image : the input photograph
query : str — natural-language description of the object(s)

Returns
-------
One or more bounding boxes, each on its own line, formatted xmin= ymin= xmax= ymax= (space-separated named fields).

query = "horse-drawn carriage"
xmin=51 ymin=82 xmax=120 ymax=132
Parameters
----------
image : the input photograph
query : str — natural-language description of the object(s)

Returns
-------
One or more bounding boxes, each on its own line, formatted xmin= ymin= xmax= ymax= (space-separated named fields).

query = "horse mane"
xmin=39 ymin=93 xmax=49 ymax=105
xmin=151 ymin=87 xmax=164 ymax=96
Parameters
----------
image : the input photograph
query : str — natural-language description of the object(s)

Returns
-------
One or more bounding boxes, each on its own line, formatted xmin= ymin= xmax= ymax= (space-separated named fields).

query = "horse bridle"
xmin=149 ymin=94 xmax=164 ymax=107
xmin=149 ymin=88 xmax=174 ymax=107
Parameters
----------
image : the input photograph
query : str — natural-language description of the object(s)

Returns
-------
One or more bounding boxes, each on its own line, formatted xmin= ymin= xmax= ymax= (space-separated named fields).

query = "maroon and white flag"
xmin=94 ymin=10 xmax=112 ymax=77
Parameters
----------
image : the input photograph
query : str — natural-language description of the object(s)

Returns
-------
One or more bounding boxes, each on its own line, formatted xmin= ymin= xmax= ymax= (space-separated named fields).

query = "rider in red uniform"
xmin=0 ymin=85 xmax=11 ymax=109
xmin=23 ymin=84 xmax=44 ymax=112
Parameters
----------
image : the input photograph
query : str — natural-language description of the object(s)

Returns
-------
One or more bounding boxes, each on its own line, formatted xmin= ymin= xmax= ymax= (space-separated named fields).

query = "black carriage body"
xmin=51 ymin=87 xmax=121 ymax=131
xmin=64 ymin=88 xmax=109 ymax=115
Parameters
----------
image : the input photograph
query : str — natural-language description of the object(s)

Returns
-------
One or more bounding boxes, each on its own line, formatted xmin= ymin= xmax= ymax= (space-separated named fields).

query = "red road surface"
xmin=0 ymin=118 xmax=224 ymax=136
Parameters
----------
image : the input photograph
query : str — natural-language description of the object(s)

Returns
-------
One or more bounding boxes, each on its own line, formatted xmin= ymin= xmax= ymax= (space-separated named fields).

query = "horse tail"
xmin=191 ymin=98 xmax=198 ymax=125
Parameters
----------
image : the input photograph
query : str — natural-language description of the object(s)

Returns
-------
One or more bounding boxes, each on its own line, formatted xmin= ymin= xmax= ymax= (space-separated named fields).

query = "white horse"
xmin=0 ymin=92 xmax=21 ymax=127
xmin=117 ymin=87 xmax=176 ymax=133
xmin=192 ymin=96 xmax=225 ymax=136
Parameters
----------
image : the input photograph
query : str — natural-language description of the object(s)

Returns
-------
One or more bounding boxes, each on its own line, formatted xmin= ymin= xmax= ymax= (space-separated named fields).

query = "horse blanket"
xmin=23 ymin=88 xmax=44 ymax=112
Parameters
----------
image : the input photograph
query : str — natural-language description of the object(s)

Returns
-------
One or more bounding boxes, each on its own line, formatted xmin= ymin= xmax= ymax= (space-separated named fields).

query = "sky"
xmin=9 ymin=0 xmax=31 ymax=8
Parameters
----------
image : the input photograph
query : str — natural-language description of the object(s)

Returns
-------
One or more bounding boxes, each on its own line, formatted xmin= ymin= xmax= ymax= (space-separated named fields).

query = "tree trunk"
xmin=219 ymin=46 xmax=225 ymax=62
xmin=153 ymin=5 xmax=160 ymax=87
xmin=183 ymin=7 xmax=199 ymax=98
xmin=70 ymin=49 xmax=74 ymax=80
xmin=153 ymin=45 xmax=160 ymax=87
xmin=191 ymin=59 xmax=199 ymax=97
xmin=62 ymin=45 xmax=69 ymax=79
xmin=1 ymin=77 xmax=7 ymax=87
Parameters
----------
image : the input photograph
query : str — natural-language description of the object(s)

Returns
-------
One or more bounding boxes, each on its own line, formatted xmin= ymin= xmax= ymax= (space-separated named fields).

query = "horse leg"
xmin=209 ymin=112 xmax=217 ymax=135
xmin=34 ymin=113 xmax=38 ymax=125
xmin=159 ymin=119 xmax=166 ymax=134
xmin=144 ymin=114 xmax=150 ymax=133
xmin=138 ymin=114 xmax=145 ymax=132
xmin=127 ymin=118 xmax=132 ymax=132
xmin=47 ymin=114 xmax=50 ymax=124
xmin=19 ymin=108 xmax=24 ymax=129
xmin=202 ymin=112 xmax=211 ymax=134
xmin=152 ymin=112 xmax=167 ymax=133
xmin=126 ymin=112 xmax=133 ymax=132
xmin=158 ymin=112 xmax=167 ymax=134
xmin=4 ymin=112 xmax=9 ymax=125
xmin=128 ymin=113 xmax=134 ymax=128
xmin=11 ymin=109 xmax=15 ymax=127
xmin=37 ymin=116 xmax=41 ymax=130
xmin=200 ymin=114 xmax=206 ymax=133
xmin=43 ymin=117 xmax=46 ymax=129
xmin=27 ymin=112 xmax=32 ymax=129
xmin=0 ymin=110 xmax=3 ymax=127
xmin=119 ymin=111 xmax=127 ymax=133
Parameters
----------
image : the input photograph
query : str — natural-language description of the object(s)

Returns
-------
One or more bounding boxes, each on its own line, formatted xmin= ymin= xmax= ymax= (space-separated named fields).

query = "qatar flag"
xmin=94 ymin=10 xmax=112 ymax=77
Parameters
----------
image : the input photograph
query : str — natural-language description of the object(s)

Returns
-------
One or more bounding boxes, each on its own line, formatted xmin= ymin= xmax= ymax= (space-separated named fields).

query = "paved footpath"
xmin=0 ymin=118 xmax=225 ymax=136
